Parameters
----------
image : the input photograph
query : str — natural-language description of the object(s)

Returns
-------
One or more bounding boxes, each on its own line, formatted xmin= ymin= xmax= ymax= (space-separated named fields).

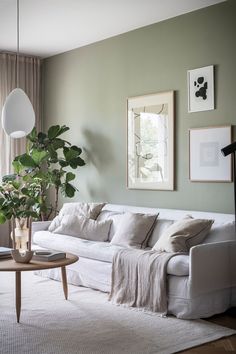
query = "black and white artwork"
xmin=188 ymin=65 xmax=214 ymax=113
xmin=189 ymin=126 xmax=232 ymax=182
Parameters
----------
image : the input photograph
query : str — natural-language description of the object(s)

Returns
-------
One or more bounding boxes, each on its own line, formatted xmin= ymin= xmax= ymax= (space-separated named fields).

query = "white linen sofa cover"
xmin=33 ymin=203 xmax=236 ymax=319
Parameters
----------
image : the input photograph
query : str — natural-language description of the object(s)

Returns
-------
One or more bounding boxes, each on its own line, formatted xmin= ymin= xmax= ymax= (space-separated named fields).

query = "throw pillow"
xmin=48 ymin=215 xmax=61 ymax=232
xmin=59 ymin=202 xmax=106 ymax=220
xmin=152 ymin=216 xmax=214 ymax=253
xmin=147 ymin=219 xmax=175 ymax=248
xmin=110 ymin=212 xmax=158 ymax=249
xmin=50 ymin=214 xmax=112 ymax=242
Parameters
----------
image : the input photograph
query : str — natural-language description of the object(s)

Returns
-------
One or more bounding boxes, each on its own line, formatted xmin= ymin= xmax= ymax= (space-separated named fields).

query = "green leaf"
xmin=0 ymin=213 xmax=6 ymax=224
xmin=22 ymin=174 xmax=31 ymax=182
xmin=12 ymin=160 xmax=24 ymax=174
xmin=31 ymin=149 xmax=49 ymax=165
xmin=66 ymin=172 xmax=76 ymax=182
xmin=33 ymin=171 xmax=48 ymax=180
xmin=2 ymin=174 xmax=17 ymax=183
xmin=19 ymin=154 xmax=37 ymax=168
xmin=69 ymin=157 xmax=86 ymax=169
xmin=52 ymin=139 xmax=65 ymax=150
xmin=26 ymin=198 xmax=37 ymax=207
xmin=21 ymin=188 xmax=30 ymax=196
xmin=58 ymin=125 xmax=70 ymax=136
xmin=38 ymin=132 xmax=47 ymax=144
xmin=27 ymin=127 xmax=37 ymax=142
xmin=76 ymin=157 xmax=85 ymax=166
xmin=59 ymin=160 xmax=69 ymax=168
xmin=48 ymin=125 xmax=70 ymax=140
xmin=48 ymin=146 xmax=58 ymax=160
xmin=71 ymin=146 xmax=82 ymax=155
xmin=0 ymin=197 xmax=5 ymax=205
xmin=63 ymin=146 xmax=83 ymax=162
xmin=40 ymin=204 xmax=48 ymax=213
xmin=65 ymin=183 xmax=76 ymax=198
xmin=48 ymin=125 xmax=61 ymax=140
xmin=12 ymin=181 xmax=21 ymax=190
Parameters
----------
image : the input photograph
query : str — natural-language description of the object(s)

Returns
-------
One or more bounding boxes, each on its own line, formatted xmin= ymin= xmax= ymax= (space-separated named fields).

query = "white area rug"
xmin=0 ymin=272 xmax=235 ymax=354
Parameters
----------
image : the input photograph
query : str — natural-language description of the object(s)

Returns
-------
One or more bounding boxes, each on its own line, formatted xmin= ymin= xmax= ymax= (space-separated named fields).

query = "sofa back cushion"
xmin=203 ymin=221 xmax=235 ymax=244
xmin=59 ymin=202 xmax=105 ymax=220
xmin=152 ymin=216 xmax=214 ymax=252
xmin=103 ymin=204 xmax=234 ymax=243
xmin=96 ymin=210 xmax=125 ymax=241
xmin=147 ymin=219 xmax=175 ymax=248
xmin=110 ymin=212 xmax=158 ymax=249
xmin=49 ymin=214 xmax=112 ymax=242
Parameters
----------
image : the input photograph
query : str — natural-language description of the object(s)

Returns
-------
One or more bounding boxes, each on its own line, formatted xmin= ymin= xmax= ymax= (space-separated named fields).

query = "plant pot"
xmin=11 ymin=249 xmax=33 ymax=263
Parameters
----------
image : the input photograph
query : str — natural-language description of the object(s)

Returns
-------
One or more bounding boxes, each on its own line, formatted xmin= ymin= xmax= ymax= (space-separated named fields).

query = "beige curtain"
xmin=0 ymin=53 xmax=41 ymax=178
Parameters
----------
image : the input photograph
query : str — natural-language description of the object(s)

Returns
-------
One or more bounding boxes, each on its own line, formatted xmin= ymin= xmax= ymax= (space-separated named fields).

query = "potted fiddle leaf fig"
xmin=3 ymin=124 xmax=85 ymax=221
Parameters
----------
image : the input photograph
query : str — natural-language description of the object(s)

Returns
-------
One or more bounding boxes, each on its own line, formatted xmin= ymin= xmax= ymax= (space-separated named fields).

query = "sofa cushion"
xmin=147 ymin=219 xmax=175 ymax=248
xmin=49 ymin=215 xmax=112 ymax=242
xmin=153 ymin=216 xmax=214 ymax=252
xmin=33 ymin=231 xmax=123 ymax=263
xmin=33 ymin=230 xmax=189 ymax=275
xmin=96 ymin=210 xmax=125 ymax=240
xmin=59 ymin=202 xmax=106 ymax=220
xmin=203 ymin=221 xmax=235 ymax=244
xmin=167 ymin=255 xmax=189 ymax=276
xmin=110 ymin=212 xmax=158 ymax=249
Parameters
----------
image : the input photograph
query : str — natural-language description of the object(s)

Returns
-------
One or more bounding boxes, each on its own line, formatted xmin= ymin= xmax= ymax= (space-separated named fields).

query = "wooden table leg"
xmin=61 ymin=266 xmax=68 ymax=300
xmin=15 ymin=271 xmax=21 ymax=323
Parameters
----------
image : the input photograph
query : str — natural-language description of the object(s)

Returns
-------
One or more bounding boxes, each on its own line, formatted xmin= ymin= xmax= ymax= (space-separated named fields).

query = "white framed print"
xmin=189 ymin=126 xmax=232 ymax=182
xmin=127 ymin=91 xmax=174 ymax=190
xmin=188 ymin=65 xmax=214 ymax=113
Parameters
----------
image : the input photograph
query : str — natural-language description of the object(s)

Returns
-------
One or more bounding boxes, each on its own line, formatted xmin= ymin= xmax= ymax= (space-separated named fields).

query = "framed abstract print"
xmin=188 ymin=65 xmax=214 ymax=113
xmin=127 ymin=91 xmax=174 ymax=190
xmin=189 ymin=126 xmax=232 ymax=182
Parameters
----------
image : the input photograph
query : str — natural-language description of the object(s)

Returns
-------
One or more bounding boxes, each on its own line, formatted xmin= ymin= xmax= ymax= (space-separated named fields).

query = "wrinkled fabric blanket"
xmin=109 ymin=248 xmax=176 ymax=314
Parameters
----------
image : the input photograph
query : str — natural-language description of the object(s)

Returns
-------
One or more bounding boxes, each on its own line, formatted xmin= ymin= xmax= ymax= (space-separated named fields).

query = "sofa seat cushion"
xmin=33 ymin=231 xmax=124 ymax=263
xmin=166 ymin=255 xmax=189 ymax=276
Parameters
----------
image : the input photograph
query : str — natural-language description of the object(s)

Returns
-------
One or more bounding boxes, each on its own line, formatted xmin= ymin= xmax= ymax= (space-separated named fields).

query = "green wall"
xmin=43 ymin=0 xmax=236 ymax=214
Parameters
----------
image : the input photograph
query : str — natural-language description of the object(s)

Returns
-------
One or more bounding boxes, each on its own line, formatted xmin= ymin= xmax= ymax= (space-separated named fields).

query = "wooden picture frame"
xmin=127 ymin=91 xmax=174 ymax=190
xmin=189 ymin=126 xmax=232 ymax=182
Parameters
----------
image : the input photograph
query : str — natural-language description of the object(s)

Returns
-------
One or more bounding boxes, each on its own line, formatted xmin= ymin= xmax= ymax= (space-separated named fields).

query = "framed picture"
xmin=127 ymin=91 xmax=174 ymax=190
xmin=189 ymin=126 xmax=232 ymax=182
xmin=188 ymin=65 xmax=214 ymax=113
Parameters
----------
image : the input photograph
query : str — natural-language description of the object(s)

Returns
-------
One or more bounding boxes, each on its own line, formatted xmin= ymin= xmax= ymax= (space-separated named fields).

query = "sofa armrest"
xmin=189 ymin=240 xmax=236 ymax=297
xmin=32 ymin=221 xmax=51 ymax=235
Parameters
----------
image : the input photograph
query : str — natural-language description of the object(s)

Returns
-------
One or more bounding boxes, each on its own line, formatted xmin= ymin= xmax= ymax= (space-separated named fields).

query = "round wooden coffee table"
xmin=0 ymin=253 xmax=78 ymax=322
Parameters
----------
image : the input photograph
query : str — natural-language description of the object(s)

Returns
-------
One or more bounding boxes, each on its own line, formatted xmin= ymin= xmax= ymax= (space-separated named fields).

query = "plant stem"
xmin=11 ymin=217 xmax=16 ymax=250
xmin=28 ymin=217 xmax=32 ymax=251
xmin=54 ymin=186 xmax=59 ymax=218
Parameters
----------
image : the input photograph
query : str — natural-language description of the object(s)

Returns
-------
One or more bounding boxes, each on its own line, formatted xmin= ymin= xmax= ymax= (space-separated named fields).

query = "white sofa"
xmin=32 ymin=203 xmax=236 ymax=319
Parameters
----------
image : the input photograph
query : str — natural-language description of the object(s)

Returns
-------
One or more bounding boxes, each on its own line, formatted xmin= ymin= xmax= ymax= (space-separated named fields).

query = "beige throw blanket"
xmin=109 ymin=248 xmax=176 ymax=314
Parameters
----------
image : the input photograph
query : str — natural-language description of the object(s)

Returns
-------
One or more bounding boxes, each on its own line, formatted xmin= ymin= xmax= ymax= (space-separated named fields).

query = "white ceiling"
xmin=0 ymin=0 xmax=226 ymax=58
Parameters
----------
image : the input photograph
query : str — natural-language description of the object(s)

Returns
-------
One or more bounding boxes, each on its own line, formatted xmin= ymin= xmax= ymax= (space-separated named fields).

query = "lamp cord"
xmin=233 ymin=152 xmax=236 ymax=233
xmin=16 ymin=0 xmax=19 ymax=88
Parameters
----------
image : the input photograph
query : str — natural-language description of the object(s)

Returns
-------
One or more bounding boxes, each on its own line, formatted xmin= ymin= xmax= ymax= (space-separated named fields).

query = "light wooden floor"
xmin=180 ymin=310 xmax=236 ymax=353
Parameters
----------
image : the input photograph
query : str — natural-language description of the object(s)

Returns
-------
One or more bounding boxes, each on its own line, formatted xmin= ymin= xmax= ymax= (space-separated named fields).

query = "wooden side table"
xmin=0 ymin=253 xmax=78 ymax=322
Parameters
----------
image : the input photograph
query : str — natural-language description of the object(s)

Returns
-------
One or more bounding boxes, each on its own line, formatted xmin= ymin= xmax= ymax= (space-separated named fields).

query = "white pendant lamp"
xmin=1 ymin=0 xmax=35 ymax=139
